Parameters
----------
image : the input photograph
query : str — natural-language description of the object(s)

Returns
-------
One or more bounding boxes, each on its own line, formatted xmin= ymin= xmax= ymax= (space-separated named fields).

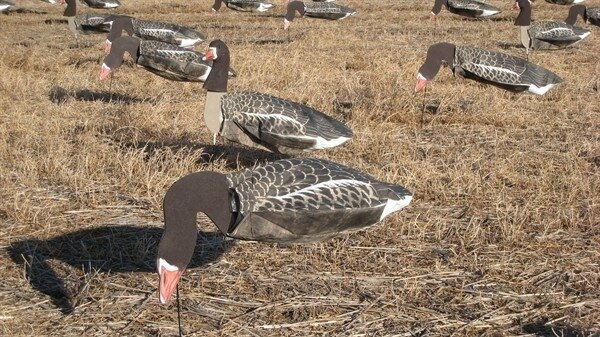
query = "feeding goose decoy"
xmin=565 ymin=4 xmax=600 ymax=27
xmin=513 ymin=0 xmax=591 ymax=54
xmin=544 ymin=0 xmax=585 ymax=5
xmin=210 ymin=0 xmax=274 ymax=13
xmin=201 ymin=39 xmax=352 ymax=152
xmin=157 ymin=158 xmax=413 ymax=304
xmin=284 ymin=0 xmax=356 ymax=29
xmin=99 ymin=36 xmax=236 ymax=82
xmin=104 ymin=16 xmax=206 ymax=53
xmin=429 ymin=0 xmax=501 ymax=20
xmin=415 ymin=42 xmax=562 ymax=95
xmin=73 ymin=13 xmax=124 ymax=34
xmin=61 ymin=0 xmax=120 ymax=38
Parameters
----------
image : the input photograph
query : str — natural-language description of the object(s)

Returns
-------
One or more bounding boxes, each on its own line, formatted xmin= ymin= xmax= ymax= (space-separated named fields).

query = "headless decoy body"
xmin=565 ymin=4 xmax=600 ymax=27
xmin=105 ymin=16 xmax=206 ymax=53
xmin=156 ymin=158 xmax=413 ymax=304
xmin=284 ymin=1 xmax=356 ymax=29
xmin=100 ymin=36 xmax=236 ymax=82
xmin=514 ymin=0 xmax=591 ymax=54
xmin=211 ymin=0 xmax=274 ymax=13
xmin=429 ymin=0 xmax=501 ymax=20
xmin=201 ymin=40 xmax=352 ymax=152
xmin=415 ymin=42 xmax=562 ymax=95
xmin=544 ymin=0 xmax=585 ymax=5
xmin=73 ymin=13 xmax=124 ymax=34
xmin=62 ymin=0 xmax=120 ymax=37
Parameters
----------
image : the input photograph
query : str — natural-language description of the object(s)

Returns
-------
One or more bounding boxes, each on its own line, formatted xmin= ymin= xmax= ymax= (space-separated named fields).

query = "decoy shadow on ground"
xmin=7 ymin=225 xmax=233 ymax=314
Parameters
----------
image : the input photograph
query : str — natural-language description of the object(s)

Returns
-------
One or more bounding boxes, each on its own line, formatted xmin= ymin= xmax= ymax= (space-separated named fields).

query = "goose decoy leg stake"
xmin=420 ymin=86 xmax=427 ymax=128
xmin=177 ymin=284 xmax=183 ymax=336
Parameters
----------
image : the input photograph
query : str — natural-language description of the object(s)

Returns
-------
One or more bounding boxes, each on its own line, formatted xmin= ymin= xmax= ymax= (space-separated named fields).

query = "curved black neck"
xmin=285 ymin=1 xmax=305 ymax=21
xmin=63 ymin=0 xmax=76 ymax=17
xmin=212 ymin=0 xmax=225 ymax=10
xmin=515 ymin=0 xmax=532 ymax=26
xmin=103 ymin=36 xmax=141 ymax=70
xmin=418 ymin=43 xmax=455 ymax=80
xmin=158 ymin=172 xmax=232 ymax=269
xmin=107 ymin=17 xmax=134 ymax=43
xmin=565 ymin=4 xmax=586 ymax=25
xmin=431 ymin=0 xmax=447 ymax=15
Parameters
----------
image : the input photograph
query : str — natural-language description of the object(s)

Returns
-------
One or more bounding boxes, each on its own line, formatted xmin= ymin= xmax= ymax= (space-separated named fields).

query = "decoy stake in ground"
xmin=157 ymin=158 xmax=413 ymax=304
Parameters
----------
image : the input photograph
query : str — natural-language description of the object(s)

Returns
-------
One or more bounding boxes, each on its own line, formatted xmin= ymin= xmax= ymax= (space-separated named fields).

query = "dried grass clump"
xmin=0 ymin=0 xmax=598 ymax=336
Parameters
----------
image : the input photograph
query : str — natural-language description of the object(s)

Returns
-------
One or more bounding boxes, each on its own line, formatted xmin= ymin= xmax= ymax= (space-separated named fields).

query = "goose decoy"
xmin=210 ymin=0 xmax=274 ymax=13
xmin=81 ymin=0 xmax=120 ymax=8
xmin=415 ymin=42 xmax=562 ymax=95
xmin=105 ymin=16 xmax=206 ymax=53
xmin=544 ymin=0 xmax=585 ymax=5
xmin=0 ymin=0 xmax=17 ymax=13
xmin=513 ymin=0 xmax=591 ymax=54
xmin=429 ymin=0 xmax=501 ymax=20
xmin=201 ymin=39 xmax=352 ymax=152
xmin=100 ymin=36 xmax=236 ymax=82
xmin=565 ymin=4 xmax=600 ymax=27
xmin=284 ymin=0 xmax=356 ymax=29
xmin=157 ymin=158 xmax=413 ymax=304
xmin=74 ymin=13 xmax=124 ymax=34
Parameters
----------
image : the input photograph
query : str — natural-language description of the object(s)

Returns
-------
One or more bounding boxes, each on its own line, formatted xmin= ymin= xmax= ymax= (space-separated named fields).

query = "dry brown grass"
xmin=0 ymin=0 xmax=599 ymax=335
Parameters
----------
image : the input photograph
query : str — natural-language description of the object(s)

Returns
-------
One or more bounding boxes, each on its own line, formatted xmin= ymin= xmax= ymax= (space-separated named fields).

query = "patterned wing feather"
xmin=530 ymin=21 xmax=587 ymax=42
xmin=134 ymin=19 xmax=206 ymax=45
xmin=304 ymin=2 xmax=355 ymax=19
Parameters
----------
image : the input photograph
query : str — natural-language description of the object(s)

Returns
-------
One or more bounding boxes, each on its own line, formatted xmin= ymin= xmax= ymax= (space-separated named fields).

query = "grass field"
xmin=0 ymin=0 xmax=598 ymax=335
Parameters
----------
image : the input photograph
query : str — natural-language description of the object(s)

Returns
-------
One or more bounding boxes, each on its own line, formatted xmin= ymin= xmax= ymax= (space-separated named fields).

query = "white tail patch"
xmin=480 ymin=9 xmax=500 ymax=17
xmin=179 ymin=38 xmax=202 ymax=48
xmin=379 ymin=195 xmax=412 ymax=221
xmin=340 ymin=12 xmax=356 ymax=20
xmin=256 ymin=3 xmax=274 ymax=12
xmin=0 ymin=4 xmax=11 ymax=10
xmin=102 ymin=3 xmax=120 ymax=8
xmin=311 ymin=136 xmax=351 ymax=150
xmin=528 ymin=83 xmax=556 ymax=95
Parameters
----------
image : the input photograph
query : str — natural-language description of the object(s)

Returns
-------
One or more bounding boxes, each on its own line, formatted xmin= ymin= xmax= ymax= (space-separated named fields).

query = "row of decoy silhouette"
xmin=3 ymin=0 xmax=599 ymax=314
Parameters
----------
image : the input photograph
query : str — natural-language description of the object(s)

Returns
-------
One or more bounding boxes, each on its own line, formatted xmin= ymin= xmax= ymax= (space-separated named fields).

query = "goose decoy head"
xmin=157 ymin=171 xmax=231 ymax=304
xmin=100 ymin=36 xmax=141 ymax=80
xmin=284 ymin=1 xmax=305 ymax=29
xmin=202 ymin=39 xmax=231 ymax=92
xmin=415 ymin=43 xmax=455 ymax=93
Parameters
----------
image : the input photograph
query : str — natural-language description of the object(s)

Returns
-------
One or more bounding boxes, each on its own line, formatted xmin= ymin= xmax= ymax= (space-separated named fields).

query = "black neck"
xmin=285 ymin=1 xmax=305 ymax=21
xmin=107 ymin=17 xmax=134 ymax=43
xmin=212 ymin=0 xmax=224 ymax=10
xmin=158 ymin=172 xmax=232 ymax=269
xmin=203 ymin=41 xmax=231 ymax=92
xmin=103 ymin=36 xmax=140 ymax=70
xmin=565 ymin=4 xmax=586 ymax=25
xmin=418 ymin=43 xmax=455 ymax=80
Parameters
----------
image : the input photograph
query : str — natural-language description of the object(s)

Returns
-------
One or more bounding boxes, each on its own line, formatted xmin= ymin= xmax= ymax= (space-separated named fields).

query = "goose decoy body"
xmin=565 ymin=4 xmax=600 ymax=27
xmin=201 ymin=39 xmax=352 ymax=152
xmin=157 ymin=158 xmax=413 ymax=304
xmin=284 ymin=1 xmax=356 ymax=29
xmin=514 ymin=0 xmax=591 ymax=53
xmin=211 ymin=0 xmax=274 ymax=13
xmin=429 ymin=0 xmax=501 ymax=20
xmin=0 ymin=0 xmax=17 ymax=13
xmin=81 ymin=0 xmax=120 ymax=8
xmin=74 ymin=13 xmax=124 ymax=34
xmin=415 ymin=42 xmax=562 ymax=95
xmin=105 ymin=16 xmax=206 ymax=53
xmin=544 ymin=0 xmax=585 ymax=5
xmin=100 ymin=36 xmax=236 ymax=82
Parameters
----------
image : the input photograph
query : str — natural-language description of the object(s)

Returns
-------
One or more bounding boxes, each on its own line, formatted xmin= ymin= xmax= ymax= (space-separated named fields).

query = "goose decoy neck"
xmin=63 ymin=0 xmax=76 ymax=17
xmin=203 ymin=39 xmax=231 ymax=92
xmin=157 ymin=171 xmax=231 ymax=304
xmin=514 ymin=0 xmax=532 ymax=26
xmin=285 ymin=1 xmax=305 ymax=21
xmin=431 ymin=0 xmax=447 ymax=16
xmin=103 ymin=36 xmax=141 ymax=70
xmin=212 ymin=0 xmax=225 ymax=11
xmin=107 ymin=16 xmax=134 ymax=43
xmin=418 ymin=42 xmax=455 ymax=80
xmin=565 ymin=4 xmax=586 ymax=25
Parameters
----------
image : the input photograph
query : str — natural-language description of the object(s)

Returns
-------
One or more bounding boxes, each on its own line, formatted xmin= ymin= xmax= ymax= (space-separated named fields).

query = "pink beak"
xmin=158 ymin=267 xmax=185 ymax=304
xmin=203 ymin=48 xmax=216 ymax=61
xmin=100 ymin=65 xmax=111 ymax=80
xmin=415 ymin=78 xmax=428 ymax=93
xmin=511 ymin=2 xmax=519 ymax=11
